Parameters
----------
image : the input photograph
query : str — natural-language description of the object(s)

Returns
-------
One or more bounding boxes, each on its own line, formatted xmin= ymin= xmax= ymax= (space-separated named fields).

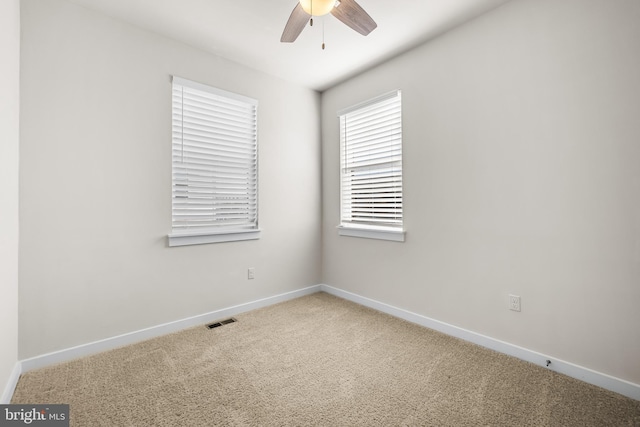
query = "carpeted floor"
xmin=12 ymin=292 xmax=640 ymax=426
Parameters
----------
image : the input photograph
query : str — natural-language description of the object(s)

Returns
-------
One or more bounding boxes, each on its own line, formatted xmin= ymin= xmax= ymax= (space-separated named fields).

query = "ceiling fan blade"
xmin=331 ymin=0 xmax=377 ymax=36
xmin=281 ymin=3 xmax=311 ymax=43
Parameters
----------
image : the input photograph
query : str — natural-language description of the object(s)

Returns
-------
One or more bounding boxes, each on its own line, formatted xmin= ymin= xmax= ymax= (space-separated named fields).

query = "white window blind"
xmin=170 ymin=76 xmax=259 ymax=245
xmin=338 ymin=90 xmax=403 ymax=240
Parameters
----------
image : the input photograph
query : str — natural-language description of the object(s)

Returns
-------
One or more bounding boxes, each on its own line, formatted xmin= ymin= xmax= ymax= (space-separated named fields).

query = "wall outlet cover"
xmin=509 ymin=294 xmax=521 ymax=312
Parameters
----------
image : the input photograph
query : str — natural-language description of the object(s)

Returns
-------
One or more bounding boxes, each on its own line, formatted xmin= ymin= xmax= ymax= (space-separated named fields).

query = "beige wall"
xmin=322 ymin=0 xmax=640 ymax=384
xmin=19 ymin=0 xmax=322 ymax=359
xmin=0 ymin=0 xmax=20 ymax=401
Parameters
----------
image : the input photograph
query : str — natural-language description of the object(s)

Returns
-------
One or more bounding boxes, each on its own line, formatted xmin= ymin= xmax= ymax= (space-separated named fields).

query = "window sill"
xmin=337 ymin=226 xmax=405 ymax=242
xmin=168 ymin=229 xmax=261 ymax=247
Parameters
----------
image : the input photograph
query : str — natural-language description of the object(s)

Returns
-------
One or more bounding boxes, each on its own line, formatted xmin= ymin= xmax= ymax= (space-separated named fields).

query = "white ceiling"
xmin=66 ymin=0 xmax=512 ymax=91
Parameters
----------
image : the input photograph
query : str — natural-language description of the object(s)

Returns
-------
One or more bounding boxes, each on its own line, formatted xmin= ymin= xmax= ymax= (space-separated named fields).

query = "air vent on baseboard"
xmin=206 ymin=318 xmax=237 ymax=329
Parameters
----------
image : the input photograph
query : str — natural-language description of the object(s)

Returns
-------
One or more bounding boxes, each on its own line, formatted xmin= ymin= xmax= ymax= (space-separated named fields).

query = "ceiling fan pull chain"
xmin=310 ymin=0 xmax=313 ymax=26
xmin=322 ymin=16 xmax=326 ymax=50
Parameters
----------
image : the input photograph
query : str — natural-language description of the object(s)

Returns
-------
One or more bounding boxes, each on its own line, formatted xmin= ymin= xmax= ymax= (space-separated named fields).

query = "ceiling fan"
xmin=281 ymin=0 xmax=377 ymax=44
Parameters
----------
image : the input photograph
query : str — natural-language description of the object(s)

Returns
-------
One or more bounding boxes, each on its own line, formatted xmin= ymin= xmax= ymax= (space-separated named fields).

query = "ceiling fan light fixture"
xmin=299 ymin=0 xmax=336 ymax=16
xmin=281 ymin=0 xmax=376 ymax=43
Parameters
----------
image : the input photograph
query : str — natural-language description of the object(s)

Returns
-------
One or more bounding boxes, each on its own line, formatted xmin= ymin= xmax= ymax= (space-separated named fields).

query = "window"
xmin=338 ymin=90 xmax=404 ymax=242
xmin=168 ymin=76 xmax=259 ymax=247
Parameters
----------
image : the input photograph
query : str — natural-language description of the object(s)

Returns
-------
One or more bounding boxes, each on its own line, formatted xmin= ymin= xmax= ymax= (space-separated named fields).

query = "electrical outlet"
xmin=509 ymin=294 xmax=521 ymax=312
xmin=248 ymin=268 xmax=255 ymax=280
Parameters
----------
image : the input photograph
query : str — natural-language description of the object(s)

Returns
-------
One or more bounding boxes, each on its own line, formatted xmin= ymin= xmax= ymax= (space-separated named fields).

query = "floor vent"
xmin=206 ymin=318 xmax=237 ymax=329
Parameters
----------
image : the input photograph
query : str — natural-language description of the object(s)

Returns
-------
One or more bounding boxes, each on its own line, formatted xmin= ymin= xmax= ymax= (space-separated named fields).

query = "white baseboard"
xmin=320 ymin=284 xmax=640 ymax=401
xmin=1 ymin=362 xmax=21 ymax=404
xmin=21 ymin=285 xmax=321 ymax=374
xmin=13 ymin=283 xmax=640 ymax=403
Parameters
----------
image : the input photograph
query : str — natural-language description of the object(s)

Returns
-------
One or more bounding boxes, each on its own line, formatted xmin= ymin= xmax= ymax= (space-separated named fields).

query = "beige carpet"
xmin=12 ymin=292 xmax=640 ymax=426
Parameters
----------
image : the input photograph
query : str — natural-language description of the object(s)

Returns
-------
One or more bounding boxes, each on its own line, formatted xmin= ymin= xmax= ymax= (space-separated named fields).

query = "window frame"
xmin=168 ymin=76 xmax=260 ymax=247
xmin=337 ymin=90 xmax=405 ymax=242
